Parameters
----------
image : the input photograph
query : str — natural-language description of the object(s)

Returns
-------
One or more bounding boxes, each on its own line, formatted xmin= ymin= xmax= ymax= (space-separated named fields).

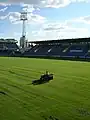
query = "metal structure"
xmin=20 ymin=12 xmax=27 ymax=48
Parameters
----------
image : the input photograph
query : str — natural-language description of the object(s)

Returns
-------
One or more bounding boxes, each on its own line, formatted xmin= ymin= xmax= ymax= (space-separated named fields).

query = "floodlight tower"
xmin=20 ymin=12 xmax=27 ymax=48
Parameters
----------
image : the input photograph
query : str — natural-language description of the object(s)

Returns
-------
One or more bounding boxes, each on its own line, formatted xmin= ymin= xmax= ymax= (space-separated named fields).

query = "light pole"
xmin=20 ymin=12 xmax=27 ymax=48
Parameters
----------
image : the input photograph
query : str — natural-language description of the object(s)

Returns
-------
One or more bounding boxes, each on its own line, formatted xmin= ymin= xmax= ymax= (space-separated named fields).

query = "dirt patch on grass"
xmin=42 ymin=115 xmax=59 ymax=120
xmin=77 ymin=108 xmax=90 ymax=116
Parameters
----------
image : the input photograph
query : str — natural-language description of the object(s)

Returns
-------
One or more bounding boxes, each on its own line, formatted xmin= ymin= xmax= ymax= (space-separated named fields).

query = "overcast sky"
xmin=0 ymin=0 xmax=90 ymax=42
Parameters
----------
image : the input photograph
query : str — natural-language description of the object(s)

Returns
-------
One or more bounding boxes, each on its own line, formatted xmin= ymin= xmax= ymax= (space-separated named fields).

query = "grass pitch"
xmin=0 ymin=57 xmax=90 ymax=120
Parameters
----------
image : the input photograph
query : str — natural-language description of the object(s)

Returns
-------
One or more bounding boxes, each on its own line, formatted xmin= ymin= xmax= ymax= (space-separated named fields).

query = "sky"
xmin=0 ymin=0 xmax=90 ymax=43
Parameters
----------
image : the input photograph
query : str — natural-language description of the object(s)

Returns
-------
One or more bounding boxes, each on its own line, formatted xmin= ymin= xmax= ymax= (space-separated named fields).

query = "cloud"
xmin=0 ymin=14 xmax=9 ymax=20
xmin=32 ymin=27 xmax=89 ymax=40
xmin=20 ymin=4 xmax=45 ymax=24
xmin=44 ymin=0 xmax=71 ymax=8
xmin=0 ymin=0 xmax=90 ymax=41
xmin=0 ymin=7 xmax=8 ymax=12
xmin=0 ymin=0 xmax=42 ymax=5
xmin=31 ymin=21 xmax=89 ymax=41
xmin=0 ymin=0 xmax=90 ymax=8
xmin=0 ymin=1 xmax=46 ymax=24
xmin=8 ymin=12 xmax=21 ymax=24
xmin=22 ymin=5 xmax=35 ymax=13
xmin=43 ymin=22 xmax=68 ymax=31
xmin=27 ymin=13 xmax=46 ymax=24
xmin=75 ymin=15 xmax=90 ymax=24
xmin=0 ymin=11 xmax=46 ymax=24
xmin=65 ymin=15 xmax=90 ymax=25
xmin=0 ymin=11 xmax=21 ymax=23
xmin=43 ymin=21 xmax=89 ymax=33
xmin=0 ymin=3 xmax=11 ymax=6
xmin=21 ymin=4 xmax=36 ymax=13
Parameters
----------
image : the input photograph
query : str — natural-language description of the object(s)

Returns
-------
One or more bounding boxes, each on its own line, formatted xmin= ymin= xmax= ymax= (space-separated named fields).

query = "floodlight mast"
xmin=20 ymin=12 xmax=27 ymax=48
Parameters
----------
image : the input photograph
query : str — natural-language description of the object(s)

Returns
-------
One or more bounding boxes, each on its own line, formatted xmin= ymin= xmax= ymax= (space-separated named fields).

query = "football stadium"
xmin=1 ymin=1 xmax=90 ymax=120
xmin=1 ymin=34 xmax=90 ymax=120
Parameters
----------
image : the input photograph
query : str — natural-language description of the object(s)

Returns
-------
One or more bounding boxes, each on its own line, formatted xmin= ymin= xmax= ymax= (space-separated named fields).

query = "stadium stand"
xmin=0 ymin=39 xmax=20 ymax=56
xmin=23 ymin=37 xmax=90 ymax=60
xmin=1 ymin=37 xmax=90 ymax=61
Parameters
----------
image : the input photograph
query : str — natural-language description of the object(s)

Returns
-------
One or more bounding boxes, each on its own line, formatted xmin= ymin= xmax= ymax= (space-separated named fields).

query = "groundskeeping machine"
xmin=32 ymin=72 xmax=53 ymax=85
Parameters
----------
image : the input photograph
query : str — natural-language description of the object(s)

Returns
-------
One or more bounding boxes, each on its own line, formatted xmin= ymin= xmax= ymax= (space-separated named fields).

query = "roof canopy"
xmin=29 ymin=37 xmax=90 ymax=44
xmin=0 ymin=39 xmax=18 ymax=43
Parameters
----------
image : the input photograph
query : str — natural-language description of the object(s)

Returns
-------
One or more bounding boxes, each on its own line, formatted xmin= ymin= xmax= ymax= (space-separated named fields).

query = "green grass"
xmin=0 ymin=57 xmax=90 ymax=120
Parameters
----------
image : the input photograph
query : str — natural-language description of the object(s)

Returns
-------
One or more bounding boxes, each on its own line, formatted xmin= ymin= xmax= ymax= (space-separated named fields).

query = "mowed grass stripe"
xmin=0 ymin=67 xmax=89 ymax=105
xmin=1 ymin=76 xmax=90 ymax=112
xmin=0 ymin=78 xmax=74 ymax=119
xmin=0 ymin=57 xmax=90 ymax=120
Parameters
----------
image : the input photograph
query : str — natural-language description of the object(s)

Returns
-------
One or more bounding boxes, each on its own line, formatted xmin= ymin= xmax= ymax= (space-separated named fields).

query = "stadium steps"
xmin=85 ymin=49 xmax=90 ymax=57
xmin=62 ymin=45 xmax=71 ymax=53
